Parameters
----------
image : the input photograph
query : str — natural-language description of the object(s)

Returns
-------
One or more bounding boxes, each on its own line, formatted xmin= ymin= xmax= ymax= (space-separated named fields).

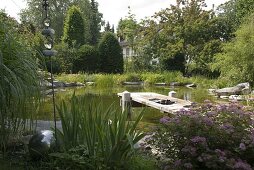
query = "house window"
xmin=126 ymin=48 xmax=130 ymax=56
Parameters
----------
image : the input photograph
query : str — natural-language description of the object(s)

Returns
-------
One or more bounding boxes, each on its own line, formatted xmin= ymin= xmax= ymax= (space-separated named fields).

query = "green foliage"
xmin=63 ymin=6 xmax=85 ymax=47
xmin=21 ymin=0 xmax=102 ymax=43
xmin=117 ymin=7 xmax=141 ymax=72
xmin=161 ymin=52 xmax=185 ymax=73
xmin=50 ymin=145 xmax=96 ymax=169
xmin=117 ymin=7 xmax=139 ymax=45
xmin=95 ymin=74 xmax=115 ymax=87
xmin=56 ymin=71 xmax=234 ymax=89
xmin=89 ymin=0 xmax=102 ymax=45
xmin=45 ymin=56 xmax=62 ymax=74
xmin=51 ymin=147 xmax=158 ymax=170
xmin=124 ymin=73 xmax=142 ymax=82
xmin=54 ymin=94 xmax=144 ymax=169
xmin=57 ymin=74 xmax=86 ymax=83
xmin=104 ymin=21 xmax=114 ymax=33
xmin=163 ymin=71 xmax=186 ymax=83
xmin=218 ymin=0 xmax=254 ymax=33
xmin=98 ymin=32 xmax=123 ymax=73
xmin=135 ymin=0 xmax=224 ymax=75
xmin=54 ymin=42 xmax=78 ymax=73
xmin=212 ymin=13 xmax=254 ymax=85
xmin=0 ymin=11 xmax=40 ymax=151
xmin=73 ymin=45 xmax=99 ymax=73
xmin=133 ymin=19 xmax=159 ymax=72
xmin=127 ymin=154 xmax=158 ymax=170
xmin=141 ymin=73 xmax=165 ymax=85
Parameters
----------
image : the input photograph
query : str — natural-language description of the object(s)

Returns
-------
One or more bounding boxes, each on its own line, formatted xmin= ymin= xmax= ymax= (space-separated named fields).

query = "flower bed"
xmin=149 ymin=101 xmax=254 ymax=170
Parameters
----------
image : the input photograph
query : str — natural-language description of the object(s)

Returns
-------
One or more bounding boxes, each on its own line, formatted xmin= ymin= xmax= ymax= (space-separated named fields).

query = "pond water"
xmin=37 ymin=85 xmax=215 ymax=131
xmin=1 ymin=85 xmax=216 ymax=169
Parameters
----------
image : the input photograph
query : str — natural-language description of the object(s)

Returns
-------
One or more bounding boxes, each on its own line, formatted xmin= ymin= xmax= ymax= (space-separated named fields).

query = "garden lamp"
xmin=42 ymin=0 xmax=57 ymax=145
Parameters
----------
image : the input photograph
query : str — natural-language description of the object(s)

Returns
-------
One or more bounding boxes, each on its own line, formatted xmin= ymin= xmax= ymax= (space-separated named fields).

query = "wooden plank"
xmin=118 ymin=92 xmax=192 ymax=114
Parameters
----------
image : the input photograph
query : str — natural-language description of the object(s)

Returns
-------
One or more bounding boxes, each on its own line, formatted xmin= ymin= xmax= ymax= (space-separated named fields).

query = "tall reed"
xmin=0 ymin=15 xmax=41 ymax=152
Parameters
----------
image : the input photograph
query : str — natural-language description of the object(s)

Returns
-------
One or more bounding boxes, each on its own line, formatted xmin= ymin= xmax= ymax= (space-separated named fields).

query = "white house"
xmin=119 ymin=39 xmax=159 ymax=65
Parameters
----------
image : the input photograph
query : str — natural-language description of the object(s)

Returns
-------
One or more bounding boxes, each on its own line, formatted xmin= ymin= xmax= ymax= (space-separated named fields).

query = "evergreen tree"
xmin=90 ymin=0 xmax=102 ymax=45
xmin=98 ymin=32 xmax=123 ymax=73
xmin=21 ymin=0 xmax=92 ymax=42
xmin=111 ymin=25 xmax=115 ymax=33
xmin=104 ymin=21 xmax=115 ymax=33
xmin=104 ymin=21 xmax=111 ymax=32
xmin=62 ymin=6 xmax=85 ymax=47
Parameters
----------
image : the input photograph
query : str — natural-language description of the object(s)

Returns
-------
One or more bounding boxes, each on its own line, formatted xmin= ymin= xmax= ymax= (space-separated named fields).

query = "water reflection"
xmin=184 ymin=92 xmax=191 ymax=101
xmin=38 ymin=86 xmax=215 ymax=124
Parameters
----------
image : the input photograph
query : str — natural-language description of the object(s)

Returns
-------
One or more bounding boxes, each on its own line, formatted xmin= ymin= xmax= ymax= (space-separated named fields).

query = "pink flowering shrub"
xmin=151 ymin=101 xmax=254 ymax=170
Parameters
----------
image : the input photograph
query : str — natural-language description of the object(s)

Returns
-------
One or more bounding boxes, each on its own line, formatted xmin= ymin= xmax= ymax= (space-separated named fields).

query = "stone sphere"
xmin=28 ymin=130 xmax=55 ymax=159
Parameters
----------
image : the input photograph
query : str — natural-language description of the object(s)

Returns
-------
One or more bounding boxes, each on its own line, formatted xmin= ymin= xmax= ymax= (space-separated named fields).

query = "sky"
xmin=1 ymin=0 xmax=229 ymax=27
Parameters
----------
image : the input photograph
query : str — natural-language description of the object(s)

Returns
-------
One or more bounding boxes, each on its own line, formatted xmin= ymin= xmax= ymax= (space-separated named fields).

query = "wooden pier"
xmin=118 ymin=91 xmax=192 ymax=114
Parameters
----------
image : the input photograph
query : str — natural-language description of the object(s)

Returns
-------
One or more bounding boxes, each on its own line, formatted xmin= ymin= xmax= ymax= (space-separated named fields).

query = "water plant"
xmin=94 ymin=74 xmax=115 ymax=87
xmin=56 ymin=71 xmax=236 ymax=89
xmin=53 ymin=94 xmax=144 ymax=169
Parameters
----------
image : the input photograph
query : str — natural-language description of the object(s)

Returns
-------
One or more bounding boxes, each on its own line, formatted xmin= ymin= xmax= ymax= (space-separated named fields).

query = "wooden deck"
xmin=117 ymin=92 xmax=192 ymax=114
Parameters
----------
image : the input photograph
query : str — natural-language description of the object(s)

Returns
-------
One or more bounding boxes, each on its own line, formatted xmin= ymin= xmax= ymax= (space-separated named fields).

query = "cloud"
xmin=97 ymin=0 xmax=174 ymax=26
xmin=1 ymin=0 xmax=229 ymax=26
xmin=97 ymin=0 xmax=229 ymax=27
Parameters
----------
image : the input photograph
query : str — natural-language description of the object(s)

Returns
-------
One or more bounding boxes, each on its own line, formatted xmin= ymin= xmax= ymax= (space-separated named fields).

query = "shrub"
xmin=150 ymin=101 xmax=254 ymax=169
xmin=125 ymin=73 xmax=142 ymax=82
xmin=98 ymin=32 xmax=123 ymax=73
xmin=73 ymin=45 xmax=99 ymax=73
xmin=54 ymin=42 xmax=78 ymax=73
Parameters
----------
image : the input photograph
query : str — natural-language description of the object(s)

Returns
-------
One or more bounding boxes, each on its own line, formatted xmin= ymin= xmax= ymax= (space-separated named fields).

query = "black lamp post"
xmin=42 ymin=0 xmax=57 ymax=144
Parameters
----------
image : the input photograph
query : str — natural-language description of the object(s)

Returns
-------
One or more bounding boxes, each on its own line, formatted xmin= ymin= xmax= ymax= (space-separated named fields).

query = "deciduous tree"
xmin=212 ymin=13 xmax=254 ymax=85
xmin=135 ymin=0 xmax=225 ymax=75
